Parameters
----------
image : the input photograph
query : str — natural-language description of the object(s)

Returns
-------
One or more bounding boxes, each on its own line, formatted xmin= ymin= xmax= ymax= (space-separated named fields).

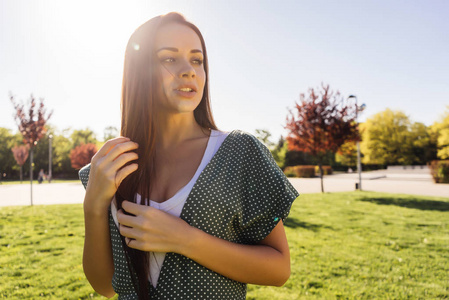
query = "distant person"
xmin=78 ymin=12 xmax=299 ymax=300
xmin=38 ymin=169 xmax=44 ymax=184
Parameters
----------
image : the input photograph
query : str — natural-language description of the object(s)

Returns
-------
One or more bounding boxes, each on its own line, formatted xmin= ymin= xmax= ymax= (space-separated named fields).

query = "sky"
xmin=1 ymin=0 xmax=448 ymax=143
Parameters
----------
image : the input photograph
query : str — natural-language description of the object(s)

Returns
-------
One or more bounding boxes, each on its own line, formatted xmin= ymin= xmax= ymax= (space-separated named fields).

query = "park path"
xmin=0 ymin=171 xmax=447 ymax=207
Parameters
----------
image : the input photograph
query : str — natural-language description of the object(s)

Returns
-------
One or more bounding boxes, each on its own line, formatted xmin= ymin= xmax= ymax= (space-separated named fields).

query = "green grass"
xmin=1 ymin=192 xmax=448 ymax=299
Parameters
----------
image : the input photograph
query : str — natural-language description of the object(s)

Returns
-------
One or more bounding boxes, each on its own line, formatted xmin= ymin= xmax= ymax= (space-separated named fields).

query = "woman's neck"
xmin=155 ymin=112 xmax=209 ymax=152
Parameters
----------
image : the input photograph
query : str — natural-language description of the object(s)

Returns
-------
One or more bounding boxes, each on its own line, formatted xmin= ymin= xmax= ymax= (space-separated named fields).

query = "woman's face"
xmin=154 ymin=22 xmax=206 ymax=114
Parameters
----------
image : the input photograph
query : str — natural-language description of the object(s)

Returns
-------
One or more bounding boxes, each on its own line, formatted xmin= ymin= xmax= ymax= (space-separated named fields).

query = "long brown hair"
xmin=115 ymin=12 xmax=217 ymax=299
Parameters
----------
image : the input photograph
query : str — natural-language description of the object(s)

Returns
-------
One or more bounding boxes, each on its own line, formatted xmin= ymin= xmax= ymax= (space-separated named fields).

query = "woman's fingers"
xmin=116 ymin=209 xmax=137 ymax=227
xmin=122 ymin=200 xmax=146 ymax=216
xmin=115 ymin=163 xmax=139 ymax=187
xmin=104 ymin=141 xmax=139 ymax=163
xmin=111 ymin=152 xmax=139 ymax=171
xmin=125 ymin=238 xmax=146 ymax=251
xmin=93 ymin=137 xmax=130 ymax=161
xmin=119 ymin=224 xmax=140 ymax=240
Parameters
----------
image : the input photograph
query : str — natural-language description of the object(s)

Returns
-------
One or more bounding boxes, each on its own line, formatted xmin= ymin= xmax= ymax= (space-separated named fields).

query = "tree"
xmin=71 ymin=128 xmax=97 ymax=147
xmin=254 ymin=129 xmax=288 ymax=168
xmin=271 ymin=136 xmax=289 ymax=169
xmin=70 ymin=143 xmax=98 ymax=170
xmin=285 ymin=83 xmax=359 ymax=192
xmin=104 ymin=126 xmax=119 ymax=142
xmin=254 ymin=129 xmax=275 ymax=149
xmin=361 ymin=110 xmax=438 ymax=165
xmin=10 ymin=93 xmax=52 ymax=205
xmin=361 ymin=109 xmax=414 ymax=165
xmin=409 ymin=122 xmax=437 ymax=164
xmin=52 ymin=133 xmax=74 ymax=176
xmin=11 ymin=144 xmax=30 ymax=182
xmin=271 ymin=136 xmax=288 ymax=169
xmin=0 ymin=128 xmax=23 ymax=180
xmin=431 ymin=107 xmax=449 ymax=159
xmin=336 ymin=140 xmax=358 ymax=167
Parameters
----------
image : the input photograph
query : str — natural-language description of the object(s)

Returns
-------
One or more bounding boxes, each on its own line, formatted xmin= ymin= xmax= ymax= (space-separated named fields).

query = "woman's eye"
xmin=161 ymin=57 xmax=175 ymax=63
xmin=193 ymin=59 xmax=203 ymax=65
xmin=160 ymin=57 xmax=203 ymax=65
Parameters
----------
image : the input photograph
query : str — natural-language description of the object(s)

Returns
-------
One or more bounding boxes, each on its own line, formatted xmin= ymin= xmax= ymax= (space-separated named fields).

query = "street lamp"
xmin=49 ymin=134 xmax=53 ymax=183
xmin=348 ymin=95 xmax=366 ymax=191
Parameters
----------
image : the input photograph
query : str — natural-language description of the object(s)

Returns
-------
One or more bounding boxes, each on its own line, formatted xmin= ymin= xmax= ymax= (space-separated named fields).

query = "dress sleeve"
xmin=78 ymin=163 xmax=91 ymax=190
xmin=237 ymin=133 xmax=299 ymax=244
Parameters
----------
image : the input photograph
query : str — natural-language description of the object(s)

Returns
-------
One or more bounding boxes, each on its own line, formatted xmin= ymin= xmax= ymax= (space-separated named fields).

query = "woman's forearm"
xmin=180 ymin=223 xmax=291 ymax=286
xmin=83 ymin=198 xmax=115 ymax=298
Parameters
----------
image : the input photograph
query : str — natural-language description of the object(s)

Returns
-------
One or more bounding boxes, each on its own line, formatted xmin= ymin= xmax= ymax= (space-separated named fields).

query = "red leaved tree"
xmin=285 ymin=83 xmax=359 ymax=192
xmin=11 ymin=144 xmax=30 ymax=183
xmin=10 ymin=93 xmax=53 ymax=205
xmin=70 ymin=143 xmax=98 ymax=170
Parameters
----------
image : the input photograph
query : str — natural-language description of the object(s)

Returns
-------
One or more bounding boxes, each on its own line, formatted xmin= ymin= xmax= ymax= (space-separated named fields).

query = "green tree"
xmin=360 ymin=109 xmax=414 ymax=165
xmin=336 ymin=140 xmax=357 ymax=167
xmin=255 ymin=129 xmax=289 ymax=169
xmin=71 ymin=128 xmax=97 ymax=147
xmin=431 ymin=107 xmax=449 ymax=159
xmin=409 ymin=122 xmax=437 ymax=164
xmin=254 ymin=129 xmax=275 ymax=149
xmin=271 ymin=136 xmax=289 ymax=169
xmin=0 ymin=128 xmax=23 ymax=180
xmin=104 ymin=126 xmax=119 ymax=141
xmin=52 ymin=133 xmax=73 ymax=176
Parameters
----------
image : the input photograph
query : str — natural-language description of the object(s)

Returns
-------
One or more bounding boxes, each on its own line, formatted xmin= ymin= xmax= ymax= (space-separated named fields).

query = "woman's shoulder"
xmin=214 ymin=129 xmax=270 ymax=159
xmin=215 ymin=129 xmax=259 ymax=143
xmin=227 ymin=129 xmax=268 ymax=149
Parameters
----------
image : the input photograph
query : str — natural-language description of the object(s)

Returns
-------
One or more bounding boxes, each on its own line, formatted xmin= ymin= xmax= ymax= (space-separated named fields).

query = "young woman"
xmin=79 ymin=12 xmax=299 ymax=299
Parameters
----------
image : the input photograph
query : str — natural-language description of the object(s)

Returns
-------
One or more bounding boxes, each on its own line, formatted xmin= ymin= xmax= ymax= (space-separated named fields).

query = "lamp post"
xmin=48 ymin=134 xmax=53 ymax=183
xmin=348 ymin=95 xmax=366 ymax=191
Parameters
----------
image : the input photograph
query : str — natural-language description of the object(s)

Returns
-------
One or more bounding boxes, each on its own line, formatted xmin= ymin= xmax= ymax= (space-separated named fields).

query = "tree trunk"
xmin=20 ymin=165 xmax=23 ymax=183
xmin=30 ymin=148 xmax=33 ymax=206
xmin=319 ymin=162 xmax=324 ymax=193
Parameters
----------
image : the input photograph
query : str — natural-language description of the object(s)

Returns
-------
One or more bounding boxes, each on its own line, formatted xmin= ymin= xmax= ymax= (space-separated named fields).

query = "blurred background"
xmin=1 ymin=0 xmax=448 ymax=180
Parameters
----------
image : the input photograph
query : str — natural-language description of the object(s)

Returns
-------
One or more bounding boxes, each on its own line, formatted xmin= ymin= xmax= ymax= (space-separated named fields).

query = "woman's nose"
xmin=179 ymin=61 xmax=195 ymax=78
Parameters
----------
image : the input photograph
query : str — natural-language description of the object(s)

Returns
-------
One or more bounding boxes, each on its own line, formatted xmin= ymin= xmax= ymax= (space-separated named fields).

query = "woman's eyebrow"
xmin=156 ymin=47 xmax=203 ymax=54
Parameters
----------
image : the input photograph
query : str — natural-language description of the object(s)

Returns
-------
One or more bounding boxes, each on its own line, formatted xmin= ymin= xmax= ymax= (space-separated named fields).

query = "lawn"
xmin=1 ymin=192 xmax=448 ymax=299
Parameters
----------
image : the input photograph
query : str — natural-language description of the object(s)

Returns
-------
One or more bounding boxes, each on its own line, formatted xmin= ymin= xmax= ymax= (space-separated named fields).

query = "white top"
xmin=110 ymin=129 xmax=229 ymax=287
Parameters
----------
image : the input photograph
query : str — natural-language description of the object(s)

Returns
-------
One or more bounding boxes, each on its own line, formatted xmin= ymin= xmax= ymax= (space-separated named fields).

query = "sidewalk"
xmin=288 ymin=170 xmax=448 ymax=198
xmin=0 ymin=172 xmax=447 ymax=207
xmin=0 ymin=182 xmax=87 ymax=207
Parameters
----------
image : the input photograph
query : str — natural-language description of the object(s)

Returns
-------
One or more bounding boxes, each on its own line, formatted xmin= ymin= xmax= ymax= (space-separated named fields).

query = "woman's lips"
xmin=174 ymin=89 xmax=197 ymax=98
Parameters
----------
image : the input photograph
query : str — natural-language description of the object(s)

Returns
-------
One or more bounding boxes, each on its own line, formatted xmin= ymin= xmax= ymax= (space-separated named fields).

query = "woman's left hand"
xmin=116 ymin=200 xmax=191 ymax=253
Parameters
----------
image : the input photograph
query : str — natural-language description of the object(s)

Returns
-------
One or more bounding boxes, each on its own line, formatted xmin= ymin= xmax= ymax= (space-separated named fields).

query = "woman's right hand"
xmin=84 ymin=137 xmax=139 ymax=212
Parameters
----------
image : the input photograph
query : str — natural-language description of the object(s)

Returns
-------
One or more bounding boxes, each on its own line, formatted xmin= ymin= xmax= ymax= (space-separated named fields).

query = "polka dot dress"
xmin=79 ymin=129 xmax=300 ymax=299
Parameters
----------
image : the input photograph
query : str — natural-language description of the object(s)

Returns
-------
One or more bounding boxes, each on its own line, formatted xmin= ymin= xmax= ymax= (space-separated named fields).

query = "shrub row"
xmin=429 ymin=160 xmax=449 ymax=183
xmin=284 ymin=165 xmax=333 ymax=178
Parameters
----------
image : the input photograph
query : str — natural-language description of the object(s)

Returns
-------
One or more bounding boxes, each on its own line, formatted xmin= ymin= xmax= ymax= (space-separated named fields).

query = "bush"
xmin=284 ymin=165 xmax=316 ymax=178
xmin=429 ymin=160 xmax=449 ymax=183
xmin=70 ymin=143 xmax=98 ymax=170
xmin=315 ymin=165 xmax=333 ymax=175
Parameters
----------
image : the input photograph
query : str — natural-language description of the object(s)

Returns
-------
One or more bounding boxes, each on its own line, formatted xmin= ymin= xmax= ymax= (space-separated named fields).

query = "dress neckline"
xmin=146 ymin=129 xmax=219 ymax=209
xmin=149 ymin=129 xmax=238 ymax=292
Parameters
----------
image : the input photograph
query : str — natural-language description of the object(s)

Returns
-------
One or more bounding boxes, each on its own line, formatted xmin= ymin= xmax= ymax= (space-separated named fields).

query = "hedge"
xmin=315 ymin=165 xmax=333 ymax=175
xmin=284 ymin=165 xmax=316 ymax=178
xmin=429 ymin=160 xmax=449 ymax=183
